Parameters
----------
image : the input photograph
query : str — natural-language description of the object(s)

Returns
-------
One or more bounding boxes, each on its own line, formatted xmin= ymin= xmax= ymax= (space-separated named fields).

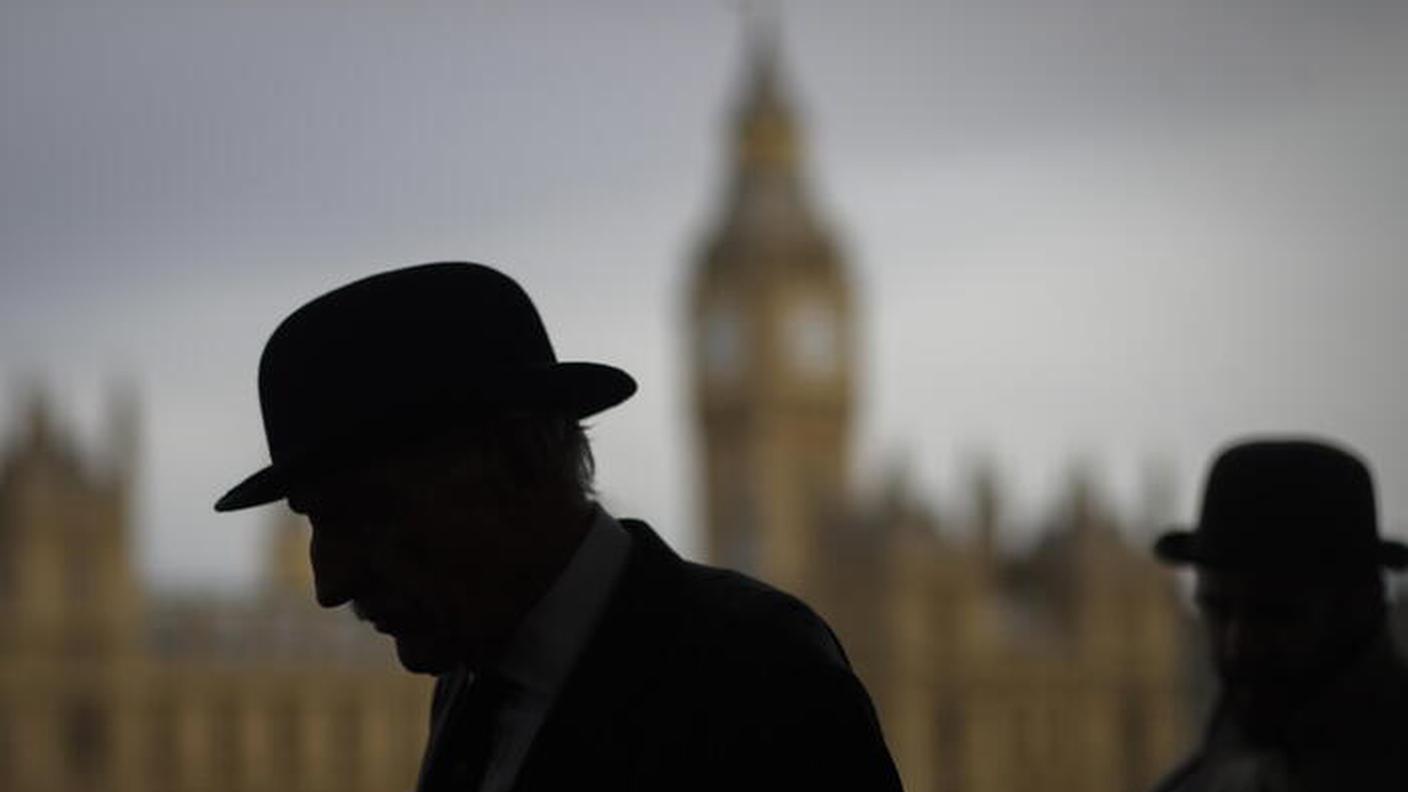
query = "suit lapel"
xmin=510 ymin=520 xmax=684 ymax=790
xmin=415 ymin=665 xmax=471 ymax=792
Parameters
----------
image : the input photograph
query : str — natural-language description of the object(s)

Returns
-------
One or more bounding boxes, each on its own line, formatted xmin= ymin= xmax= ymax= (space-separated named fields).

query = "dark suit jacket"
xmin=1153 ymin=631 xmax=1408 ymax=792
xmin=417 ymin=518 xmax=903 ymax=792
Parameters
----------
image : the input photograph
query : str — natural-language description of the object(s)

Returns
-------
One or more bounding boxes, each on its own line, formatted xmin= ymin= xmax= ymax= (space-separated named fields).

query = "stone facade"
xmin=0 ymin=398 xmax=432 ymax=792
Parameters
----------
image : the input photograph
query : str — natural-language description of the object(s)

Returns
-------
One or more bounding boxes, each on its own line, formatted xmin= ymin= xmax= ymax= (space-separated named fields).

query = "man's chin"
xmin=390 ymin=633 xmax=460 ymax=675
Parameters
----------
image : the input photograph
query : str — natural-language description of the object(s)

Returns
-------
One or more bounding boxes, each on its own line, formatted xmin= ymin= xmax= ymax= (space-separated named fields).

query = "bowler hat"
xmin=214 ymin=262 xmax=636 ymax=512
xmin=1154 ymin=438 xmax=1408 ymax=573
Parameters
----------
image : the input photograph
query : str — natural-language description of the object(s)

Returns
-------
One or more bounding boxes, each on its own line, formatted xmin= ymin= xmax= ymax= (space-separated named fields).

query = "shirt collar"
xmin=491 ymin=506 xmax=632 ymax=696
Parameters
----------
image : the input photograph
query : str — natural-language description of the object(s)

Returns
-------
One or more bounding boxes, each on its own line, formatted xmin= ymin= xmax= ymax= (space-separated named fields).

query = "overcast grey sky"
xmin=3 ymin=1 xmax=1407 ymax=591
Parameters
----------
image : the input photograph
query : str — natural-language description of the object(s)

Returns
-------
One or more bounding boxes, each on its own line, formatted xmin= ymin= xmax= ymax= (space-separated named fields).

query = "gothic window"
xmin=1122 ymin=692 xmax=1149 ymax=789
xmin=212 ymin=696 xmax=243 ymax=791
xmin=935 ymin=700 xmax=962 ymax=792
xmin=0 ymin=702 xmax=10 ymax=789
xmin=272 ymin=700 xmax=303 ymax=788
xmin=148 ymin=697 xmax=178 ymax=790
xmin=0 ymin=515 xmax=11 ymax=600
xmin=64 ymin=696 xmax=107 ymax=783
xmin=329 ymin=699 xmax=364 ymax=788
xmin=721 ymin=462 xmax=759 ymax=574
xmin=68 ymin=543 xmax=95 ymax=605
xmin=725 ymin=529 xmax=759 ymax=575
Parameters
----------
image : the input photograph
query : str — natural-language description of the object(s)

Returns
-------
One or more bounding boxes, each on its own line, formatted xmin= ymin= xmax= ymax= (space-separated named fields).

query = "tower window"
xmin=784 ymin=298 xmax=839 ymax=378
xmin=703 ymin=303 xmax=745 ymax=380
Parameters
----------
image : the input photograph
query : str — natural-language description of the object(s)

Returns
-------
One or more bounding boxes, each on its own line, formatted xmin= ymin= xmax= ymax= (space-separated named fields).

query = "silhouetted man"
xmin=215 ymin=262 xmax=902 ymax=792
xmin=1152 ymin=438 xmax=1408 ymax=792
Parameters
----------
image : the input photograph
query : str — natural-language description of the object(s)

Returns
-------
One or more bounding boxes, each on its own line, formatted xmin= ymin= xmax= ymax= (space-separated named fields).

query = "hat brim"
xmin=517 ymin=361 xmax=637 ymax=419
xmin=1153 ymin=528 xmax=1408 ymax=571
xmin=215 ymin=465 xmax=284 ymax=513
xmin=213 ymin=361 xmax=636 ymax=513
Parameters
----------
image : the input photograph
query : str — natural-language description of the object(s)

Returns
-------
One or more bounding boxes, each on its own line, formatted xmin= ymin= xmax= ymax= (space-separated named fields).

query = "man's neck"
xmin=464 ymin=500 xmax=597 ymax=670
xmin=520 ymin=497 xmax=596 ymax=578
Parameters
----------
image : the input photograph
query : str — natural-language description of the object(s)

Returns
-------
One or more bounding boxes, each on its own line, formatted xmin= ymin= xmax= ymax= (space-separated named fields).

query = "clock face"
xmin=786 ymin=298 xmax=840 ymax=379
xmin=702 ymin=303 xmax=744 ymax=379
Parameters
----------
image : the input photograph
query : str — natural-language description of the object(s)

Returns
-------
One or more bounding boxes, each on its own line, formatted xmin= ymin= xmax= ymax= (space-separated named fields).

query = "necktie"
xmin=425 ymin=672 xmax=511 ymax=792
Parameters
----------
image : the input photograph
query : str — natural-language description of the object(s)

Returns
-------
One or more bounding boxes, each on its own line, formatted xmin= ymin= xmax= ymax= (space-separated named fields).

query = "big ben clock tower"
xmin=688 ymin=30 xmax=855 ymax=597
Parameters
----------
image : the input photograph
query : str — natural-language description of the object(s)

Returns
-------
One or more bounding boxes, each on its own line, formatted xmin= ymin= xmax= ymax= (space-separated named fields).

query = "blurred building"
xmin=687 ymin=35 xmax=1201 ymax=792
xmin=0 ymin=29 xmax=1214 ymax=792
xmin=0 ymin=396 xmax=431 ymax=792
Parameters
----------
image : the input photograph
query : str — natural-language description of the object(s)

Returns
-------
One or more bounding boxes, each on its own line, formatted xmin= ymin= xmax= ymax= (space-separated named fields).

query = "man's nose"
xmin=309 ymin=527 xmax=360 ymax=609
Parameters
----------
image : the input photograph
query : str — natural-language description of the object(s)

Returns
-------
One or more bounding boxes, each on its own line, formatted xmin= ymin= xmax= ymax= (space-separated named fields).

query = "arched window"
xmin=272 ymin=699 xmax=303 ymax=789
xmin=148 ymin=696 xmax=179 ymax=791
xmin=212 ymin=696 xmax=244 ymax=791
xmin=0 ymin=701 xmax=11 ymax=789
xmin=329 ymin=698 xmax=364 ymax=789
xmin=65 ymin=696 xmax=107 ymax=783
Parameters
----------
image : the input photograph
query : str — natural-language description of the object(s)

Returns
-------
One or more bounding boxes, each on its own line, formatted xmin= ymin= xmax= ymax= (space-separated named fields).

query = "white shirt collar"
xmin=491 ymin=506 xmax=631 ymax=695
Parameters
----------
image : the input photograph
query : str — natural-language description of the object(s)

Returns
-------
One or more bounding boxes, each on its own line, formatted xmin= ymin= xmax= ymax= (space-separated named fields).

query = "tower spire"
xmin=734 ymin=3 xmax=798 ymax=176
xmin=716 ymin=6 xmax=827 ymax=245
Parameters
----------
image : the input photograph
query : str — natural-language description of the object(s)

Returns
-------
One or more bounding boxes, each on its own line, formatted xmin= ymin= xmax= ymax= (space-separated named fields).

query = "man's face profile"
xmin=1193 ymin=563 xmax=1390 ymax=746
xmin=289 ymin=444 xmax=529 ymax=675
xmin=1195 ymin=569 xmax=1337 ymax=693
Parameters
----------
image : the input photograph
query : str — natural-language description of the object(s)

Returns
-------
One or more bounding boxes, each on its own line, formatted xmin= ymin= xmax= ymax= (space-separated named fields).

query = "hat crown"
xmin=1198 ymin=440 xmax=1378 ymax=552
xmin=256 ymin=262 xmax=556 ymax=467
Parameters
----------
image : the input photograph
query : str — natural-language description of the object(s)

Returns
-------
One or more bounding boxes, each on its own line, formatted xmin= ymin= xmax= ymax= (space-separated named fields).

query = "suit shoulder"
xmin=615 ymin=518 xmax=848 ymax=670
xmin=675 ymin=558 xmax=848 ymax=668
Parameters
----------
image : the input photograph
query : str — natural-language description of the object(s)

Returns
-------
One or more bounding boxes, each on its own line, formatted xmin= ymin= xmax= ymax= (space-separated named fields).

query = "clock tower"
xmin=688 ymin=31 xmax=855 ymax=596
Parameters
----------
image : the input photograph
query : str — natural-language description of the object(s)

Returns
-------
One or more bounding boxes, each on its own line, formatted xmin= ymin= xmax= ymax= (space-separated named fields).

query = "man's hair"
xmin=486 ymin=411 xmax=596 ymax=505
xmin=403 ymin=411 xmax=596 ymax=509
